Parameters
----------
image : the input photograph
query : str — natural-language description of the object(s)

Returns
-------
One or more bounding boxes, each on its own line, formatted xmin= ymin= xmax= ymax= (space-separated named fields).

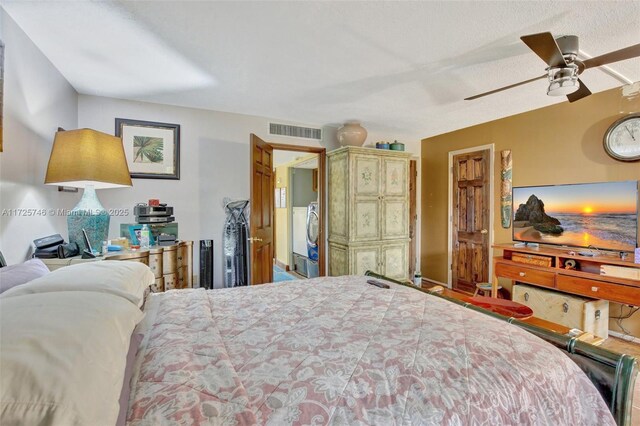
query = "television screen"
xmin=512 ymin=181 xmax=638 ymax=251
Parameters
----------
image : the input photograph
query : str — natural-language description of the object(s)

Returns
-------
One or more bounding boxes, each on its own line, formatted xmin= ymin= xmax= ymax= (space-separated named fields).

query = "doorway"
xmin=447 ymin=145 xmax=494 ymax=293
xmin=249 ymin=134 xmax=326 ymax=285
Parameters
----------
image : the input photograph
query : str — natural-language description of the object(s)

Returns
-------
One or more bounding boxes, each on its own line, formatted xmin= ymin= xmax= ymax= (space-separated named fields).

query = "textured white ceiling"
xmin=2 ymin=1 xmax=639 ymax=141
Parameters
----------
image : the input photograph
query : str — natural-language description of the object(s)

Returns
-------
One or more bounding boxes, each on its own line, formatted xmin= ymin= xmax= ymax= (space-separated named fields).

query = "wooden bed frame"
xmin=365 ymin=271 xmax=638 ymax=426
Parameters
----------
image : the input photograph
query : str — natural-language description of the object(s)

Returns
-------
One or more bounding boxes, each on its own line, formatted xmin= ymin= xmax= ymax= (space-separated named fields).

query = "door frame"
xmin=256 ymin=141 xmax=327 ymax=277
xmin=447 ymin=144 xmax=494 ymax=288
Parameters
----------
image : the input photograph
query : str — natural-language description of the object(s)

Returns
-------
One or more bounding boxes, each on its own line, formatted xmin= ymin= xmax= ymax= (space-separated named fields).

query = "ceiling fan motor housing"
xmin=555 ymin=35 xmax=580 ymax=58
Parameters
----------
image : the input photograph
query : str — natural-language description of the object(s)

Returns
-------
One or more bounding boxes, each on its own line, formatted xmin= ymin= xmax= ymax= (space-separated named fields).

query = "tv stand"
xmin=492 ymin=244 xmax=640 ymax=306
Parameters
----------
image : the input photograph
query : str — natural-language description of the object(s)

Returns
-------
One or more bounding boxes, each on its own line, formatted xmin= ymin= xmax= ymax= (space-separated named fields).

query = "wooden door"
xmin=408 ymin=160 xmax=417 ymax=278
xmin=452 ymin=150 xmax=490 ymax=293
xmin=250 ymin=134 xmax=274 ymax=285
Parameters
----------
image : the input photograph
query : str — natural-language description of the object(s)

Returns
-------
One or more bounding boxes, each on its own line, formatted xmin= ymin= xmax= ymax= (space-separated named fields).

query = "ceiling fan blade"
xmin=521 ymin=32 xmax=567 ymax=67
xmin=566 ymin=79 xmax=592 ymax=103
xmin=582 ymin=43 xmax=640 ymax=69
xmin=464 ymin=75 xmax=546 ymax=100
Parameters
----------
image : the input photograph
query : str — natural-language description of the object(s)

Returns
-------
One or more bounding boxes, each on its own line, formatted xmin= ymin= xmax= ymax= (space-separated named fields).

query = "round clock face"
xmin=604 ymin=113 xmax=640 ymax=161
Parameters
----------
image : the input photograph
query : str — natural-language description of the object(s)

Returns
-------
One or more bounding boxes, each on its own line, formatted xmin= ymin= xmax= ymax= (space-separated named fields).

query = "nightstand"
xmin=39 ymin=241 xmax=194 ymax=291
xmin=40 ymin=256 xmax=99 ymax=271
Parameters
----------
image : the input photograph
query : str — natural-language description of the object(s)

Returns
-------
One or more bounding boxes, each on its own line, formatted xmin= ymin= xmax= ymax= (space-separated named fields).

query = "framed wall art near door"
xmin=1 ymin=40 xmax=5 ymax=153
xmin=115 ymin=118 xmax=180 ymax=179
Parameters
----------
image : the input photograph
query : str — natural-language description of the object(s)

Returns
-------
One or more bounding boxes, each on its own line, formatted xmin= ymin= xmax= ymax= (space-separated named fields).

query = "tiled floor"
xmin=273 ymin=265 xmax=299 ymax=282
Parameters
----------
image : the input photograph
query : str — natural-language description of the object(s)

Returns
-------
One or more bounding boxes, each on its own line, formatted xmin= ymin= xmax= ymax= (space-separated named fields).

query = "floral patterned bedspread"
xmin=127 ymin=276 xmax=613 ymax=425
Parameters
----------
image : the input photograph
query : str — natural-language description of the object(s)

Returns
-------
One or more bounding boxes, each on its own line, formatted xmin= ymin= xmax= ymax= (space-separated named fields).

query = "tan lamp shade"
xmin=45 ymin=128 xmax=132 ymax=189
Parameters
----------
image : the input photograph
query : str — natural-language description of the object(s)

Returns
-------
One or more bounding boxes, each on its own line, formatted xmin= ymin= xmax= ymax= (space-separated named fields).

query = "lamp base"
xmin=67 ymin=185 xmax=110 ymax=251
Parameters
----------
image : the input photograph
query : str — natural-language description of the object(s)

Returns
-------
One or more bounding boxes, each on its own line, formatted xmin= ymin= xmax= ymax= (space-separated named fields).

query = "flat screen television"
xmin=512 ymin=181 xmax=639 ymax=251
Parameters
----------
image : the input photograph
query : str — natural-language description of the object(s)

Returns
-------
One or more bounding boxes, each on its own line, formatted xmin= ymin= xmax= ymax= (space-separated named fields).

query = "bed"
xmin=0 ymin=262 xmax=636 ymax=425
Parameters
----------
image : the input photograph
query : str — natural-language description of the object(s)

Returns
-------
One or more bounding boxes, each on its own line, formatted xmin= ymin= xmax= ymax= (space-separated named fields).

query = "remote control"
xmin=366 ymin=279 xmax=390 ymax=289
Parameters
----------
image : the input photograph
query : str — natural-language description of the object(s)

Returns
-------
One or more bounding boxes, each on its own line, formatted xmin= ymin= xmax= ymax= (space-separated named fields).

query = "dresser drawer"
xmin=557 ymin=275 xmax=640 ymax=306
xmin=495 ymin=262 xmax=555 ymax=288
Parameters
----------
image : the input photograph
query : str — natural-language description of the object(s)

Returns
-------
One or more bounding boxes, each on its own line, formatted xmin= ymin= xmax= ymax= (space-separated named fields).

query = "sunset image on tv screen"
xmin=512 ymin=181 xmax=638 ymax=251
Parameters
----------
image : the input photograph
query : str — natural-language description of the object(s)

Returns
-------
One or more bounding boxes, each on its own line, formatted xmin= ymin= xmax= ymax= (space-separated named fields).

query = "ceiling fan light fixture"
xmin=547 ymin=66 xmax=580 ymax=96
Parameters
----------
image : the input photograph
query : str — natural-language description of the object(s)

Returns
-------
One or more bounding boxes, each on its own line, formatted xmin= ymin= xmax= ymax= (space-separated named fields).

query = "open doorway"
xmin=273 ymin=151 xmax=320 ymax=281
xmin=249 ymin=134 xmax=326 ymax=285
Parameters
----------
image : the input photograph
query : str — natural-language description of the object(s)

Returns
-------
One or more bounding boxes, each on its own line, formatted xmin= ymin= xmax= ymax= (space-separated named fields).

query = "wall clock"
xmin=603 ymin=113 xmax=640 ymax=161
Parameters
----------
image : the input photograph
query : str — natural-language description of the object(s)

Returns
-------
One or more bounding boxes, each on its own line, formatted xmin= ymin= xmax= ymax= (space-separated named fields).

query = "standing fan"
xmin=465 ymin=32 xmax=640 ymax=102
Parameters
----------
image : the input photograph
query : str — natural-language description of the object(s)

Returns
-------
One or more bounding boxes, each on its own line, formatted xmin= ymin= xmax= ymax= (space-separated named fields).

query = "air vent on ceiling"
xmin=269 ymin=123 xmax=322 ymax=140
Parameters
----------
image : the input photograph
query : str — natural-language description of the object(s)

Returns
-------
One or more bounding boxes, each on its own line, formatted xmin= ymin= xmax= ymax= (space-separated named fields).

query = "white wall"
xmin=78 ymin=94 xmax=339 ymax=287
xmin=0 ymin=6 xmax=422 ymax=279
xmin=0 ymin=10 xmax=78 ymax=264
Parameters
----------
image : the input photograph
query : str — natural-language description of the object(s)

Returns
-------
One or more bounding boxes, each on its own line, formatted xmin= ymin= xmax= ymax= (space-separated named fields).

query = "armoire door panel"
xmin=351 ymin=246 xmax=380 ymax=276
xmin=382 ymin=199 xmax=408 ymax=239
xmin=328 ymin=243 xmax=348 ymax=276
xmin=382 ymin=158 xmax=408 ymax=197
xmin=328 ymin=153 xmax=348 ymax=240
xmin=382 ymin=243 xmax=408 ymax=279
xmin=353 ymin=155 xmax=380 ymax=196
xmin=353 ymin=200 xmax=380 ymax=241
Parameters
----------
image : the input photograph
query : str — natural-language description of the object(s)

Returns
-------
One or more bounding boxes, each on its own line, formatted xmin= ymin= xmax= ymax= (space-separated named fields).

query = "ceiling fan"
xmin=465 ymin=32 xmax=640 ymax=103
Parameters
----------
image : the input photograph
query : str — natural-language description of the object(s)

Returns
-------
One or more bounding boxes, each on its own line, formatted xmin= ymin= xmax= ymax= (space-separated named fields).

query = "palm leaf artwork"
xmin=133 ymin=136 xmax=164 ymax=163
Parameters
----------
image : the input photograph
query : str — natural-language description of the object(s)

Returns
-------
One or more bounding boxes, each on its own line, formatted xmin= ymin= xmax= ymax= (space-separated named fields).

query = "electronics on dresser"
xmin=134 ymin=203 xmax=175 ymax=224
xmin=158 ymin=234 xmax=177 ymax=246
xmin=33 ymin=234 xmax=79 ymax=259
xmin=34 ymin=234 xmax=64 ymax=249
xmin=200 ymin=240 xmax=214 ymax=290
xmin=136 ymin=216 xmax=175 ymax=224
xmin=512 ymin=181 xmax=638 ymax=252
xmin=81 ymin=229 xmax=96 ymax=259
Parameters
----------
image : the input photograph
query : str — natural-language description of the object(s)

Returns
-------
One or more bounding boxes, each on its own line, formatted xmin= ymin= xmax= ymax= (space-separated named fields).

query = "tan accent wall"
xmin=421 ymin=86 xmax=640 ymax=337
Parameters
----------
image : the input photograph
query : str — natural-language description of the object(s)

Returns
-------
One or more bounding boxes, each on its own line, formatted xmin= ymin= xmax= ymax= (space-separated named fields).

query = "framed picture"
xmin=280 ymin=187 xmax=287 ymax=208
xmin=115 ymin=118 xmax=180 ymax=179
xmin=128 ymin=225 xmax=156 ymax=246
xmin=275 ymin=188 xmax=281 ymax=208
xmin=0 ymin=40 xmax=4 ymax=153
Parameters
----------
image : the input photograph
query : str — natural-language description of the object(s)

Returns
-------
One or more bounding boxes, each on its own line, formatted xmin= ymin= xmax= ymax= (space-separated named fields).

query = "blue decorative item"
xmin=67 ymin=185 xmax=110 ymax=251
xmin=128 ymin=224 xmax=156 ymax=246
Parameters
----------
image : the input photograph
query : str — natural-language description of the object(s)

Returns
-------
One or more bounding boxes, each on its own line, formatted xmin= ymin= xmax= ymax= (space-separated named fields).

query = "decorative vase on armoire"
xmin=336 ymin=122 xmax=367 ymax=147
xmin=327 ymin=146 xmax=411 ymax=280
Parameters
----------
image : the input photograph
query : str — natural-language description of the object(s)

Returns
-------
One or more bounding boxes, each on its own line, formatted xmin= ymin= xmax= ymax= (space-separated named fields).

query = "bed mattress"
xmin=127 ymin=276 xmax=613 ymax=425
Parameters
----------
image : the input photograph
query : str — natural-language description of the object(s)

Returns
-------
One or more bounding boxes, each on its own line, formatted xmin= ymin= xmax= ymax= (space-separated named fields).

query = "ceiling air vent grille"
xmin=269 ymin=123 xmax=322 ymax=140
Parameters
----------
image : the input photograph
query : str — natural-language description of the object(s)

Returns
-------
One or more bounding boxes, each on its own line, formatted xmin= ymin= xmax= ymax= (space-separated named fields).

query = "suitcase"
xmin=512 ymin=284 xmax=609 ymax=338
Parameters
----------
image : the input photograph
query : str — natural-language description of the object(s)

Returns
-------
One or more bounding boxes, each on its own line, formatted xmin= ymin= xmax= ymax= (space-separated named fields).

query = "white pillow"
xmin=1 ymin=261 xmax=154 ymax=307
xmin=0 ymin=291 xmax=144 ymax=425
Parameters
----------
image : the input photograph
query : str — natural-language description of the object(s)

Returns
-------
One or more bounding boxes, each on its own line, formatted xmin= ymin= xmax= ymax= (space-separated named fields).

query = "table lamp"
xmin=45 ymin=128 xmax=132 ymax=251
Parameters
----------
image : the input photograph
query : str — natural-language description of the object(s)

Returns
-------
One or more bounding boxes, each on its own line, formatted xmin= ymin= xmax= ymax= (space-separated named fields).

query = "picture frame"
xmin=275 ymin=188 xmax=282 ymax=208
xmin=0 ymin=40 xmax=4 ymax=153
xmin=115 ymin=118 xmax=180 ymax=179
xmin=128 ymin=225 xmax=156 ymax=246
xmin=280 ymin=187 xmax=287 ymax=208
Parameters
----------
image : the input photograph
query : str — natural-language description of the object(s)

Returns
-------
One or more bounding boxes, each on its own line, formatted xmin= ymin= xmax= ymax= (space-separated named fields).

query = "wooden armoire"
xmin=327 ymin=146 xmax=411 ymax=280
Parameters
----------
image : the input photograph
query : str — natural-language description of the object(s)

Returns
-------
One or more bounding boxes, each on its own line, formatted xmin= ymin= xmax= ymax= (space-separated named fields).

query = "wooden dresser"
xmin=327 ymin=146 xmax=411 ymax=280
xmin=493 ymin=244 xmax=640 ymax=306
xmin=41 ymin=240 xmax=194 ymax=292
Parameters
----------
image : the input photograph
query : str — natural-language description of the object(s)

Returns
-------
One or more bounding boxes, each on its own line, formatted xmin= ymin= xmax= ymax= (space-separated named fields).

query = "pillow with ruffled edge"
xmin=0 ymin=258 xmax=50 ymax=294
xmin=1 ymin=261 xmax=154 ymax=307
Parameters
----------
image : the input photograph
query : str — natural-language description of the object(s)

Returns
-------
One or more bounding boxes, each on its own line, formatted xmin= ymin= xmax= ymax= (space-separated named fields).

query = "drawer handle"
xmin=591 ymin=286 xmax=599 ymax=292
xmin=519 ymin=272 xmax=526 ymax=277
